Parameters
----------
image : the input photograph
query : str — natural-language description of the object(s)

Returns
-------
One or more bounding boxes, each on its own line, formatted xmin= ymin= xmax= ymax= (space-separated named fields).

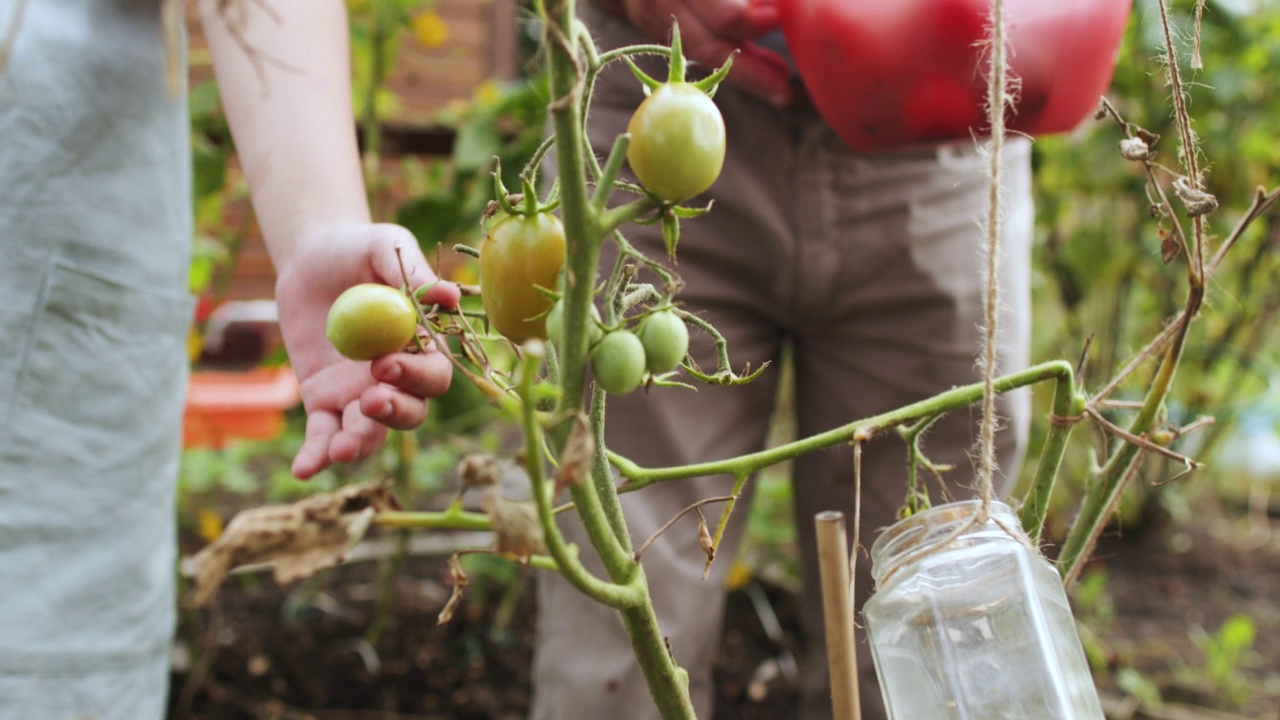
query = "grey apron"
xmin=0 ymin=1 xmax=193 ymax=717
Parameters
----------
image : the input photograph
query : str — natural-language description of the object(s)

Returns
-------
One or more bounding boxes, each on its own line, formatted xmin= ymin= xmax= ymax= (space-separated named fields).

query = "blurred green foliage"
xmin=1023 ymin=0 xmax=1280 ymax=528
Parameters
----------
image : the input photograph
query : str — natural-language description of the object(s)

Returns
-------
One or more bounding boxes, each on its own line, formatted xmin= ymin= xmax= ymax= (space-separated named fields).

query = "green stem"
xmin=520 ymin=346 xmax=641 ymax=608
xmin=592 ymin=133 xmax=632 ymax=211
xmin=360 ymin=0 xmax=391 ymax=212
xmin=374 ymin=508 xmax=493 ymax=531
xmin=541 ymin=5 xmax=696 ymax=717
xmin=618 ymin=570 xmax=695 ymax=719
xmin=613 ymin=361 xmax=1078 ymax=491
xmin=702 ymin=472 xmax=748 ymax=577
xmin=1019 ymin=371 xmax=1087 ymax=543
xmin=1058 ymin=291 xmax=1200 ymax=583
xmin=547 ymin=0 xmax=602 ymax=418
xmin=600 ymin=198 xmax=659 ymax=236
xmin=591 ymin=385 xmax=634 ymax=552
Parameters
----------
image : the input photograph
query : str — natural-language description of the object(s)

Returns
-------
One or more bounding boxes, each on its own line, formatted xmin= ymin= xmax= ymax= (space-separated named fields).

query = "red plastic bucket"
xmin=776 ymin=0 xmax=1133 ymax=151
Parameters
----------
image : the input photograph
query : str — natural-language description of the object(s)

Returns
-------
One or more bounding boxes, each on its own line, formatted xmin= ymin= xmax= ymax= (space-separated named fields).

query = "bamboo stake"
xmin=815 ymin=511 xmax=861 ymax=720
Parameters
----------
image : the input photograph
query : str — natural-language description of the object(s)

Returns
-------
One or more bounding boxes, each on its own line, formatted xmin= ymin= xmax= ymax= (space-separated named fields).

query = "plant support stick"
xmin=815 ymin=511 xmax=861 ymax=720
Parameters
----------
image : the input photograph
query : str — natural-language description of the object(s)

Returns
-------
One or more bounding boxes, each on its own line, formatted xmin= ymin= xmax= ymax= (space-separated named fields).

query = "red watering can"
xmin=775 ymin=0 xmax=1133 ymax=152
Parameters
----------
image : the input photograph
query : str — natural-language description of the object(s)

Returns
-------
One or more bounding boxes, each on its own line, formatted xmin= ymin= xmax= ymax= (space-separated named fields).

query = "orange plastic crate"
xmin=183 ymin=365 xmax=300 ymax=449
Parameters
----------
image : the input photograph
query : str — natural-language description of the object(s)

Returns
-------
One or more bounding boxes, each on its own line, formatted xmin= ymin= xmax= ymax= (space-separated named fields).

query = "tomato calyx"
xmin=489 ymin=160 xmax=558 ymax=224
xmin=624 ymin=20 xmax=735 ymax=96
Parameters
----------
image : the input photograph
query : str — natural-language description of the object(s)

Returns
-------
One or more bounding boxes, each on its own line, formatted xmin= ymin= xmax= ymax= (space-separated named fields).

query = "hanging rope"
xmin=977 ymin=0 xmax=1010 ymax=518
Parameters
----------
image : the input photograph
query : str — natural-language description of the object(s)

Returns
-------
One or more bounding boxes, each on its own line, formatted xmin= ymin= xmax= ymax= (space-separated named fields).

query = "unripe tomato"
xmin=479 ymin=212 xmax=567 ymax=343
xmin=626 ymin=82 xmax=726 ymax=203
xmin=545 ymin=299 xmax=604 ymax=348
xmin=637 ymin=310 xmax=689 ymax=374
xmin=590 ymin=330 xmax=647 ymax=395
xmin=326 ymin=283 xmax=419 ymax=360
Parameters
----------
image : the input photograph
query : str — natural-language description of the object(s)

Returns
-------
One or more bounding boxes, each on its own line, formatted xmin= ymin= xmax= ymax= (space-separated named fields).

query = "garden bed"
xmin=168 ymin=501 xmax=1279 ymax=719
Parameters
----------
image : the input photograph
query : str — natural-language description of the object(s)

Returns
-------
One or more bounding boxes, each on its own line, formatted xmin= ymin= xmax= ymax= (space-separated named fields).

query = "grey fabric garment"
xmin=532 ymin=5 xmax=1034 ymax=720
xmin=0 ymin=1 xmax=193 ymax=718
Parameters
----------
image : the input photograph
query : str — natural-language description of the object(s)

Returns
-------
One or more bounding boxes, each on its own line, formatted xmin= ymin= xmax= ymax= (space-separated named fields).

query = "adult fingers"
xmin=371 ymin=351 xmax=454 ymax=400
xmin=366 ymin=224 xmax=461 ymax=310
xmin=327 ymin=400 xmax=388 ymax=464
xmin=725 ymin=42 xmax=794 ymax=107
xmin=362 ymin=352 xmax=454 ymax=430
xmin=687 ymin=0 xmax=778 ymax=41
xmin=293 ymin=410 xmax=340 ymax=479
xmin=624 ymin=0 xmax=792 ymax=105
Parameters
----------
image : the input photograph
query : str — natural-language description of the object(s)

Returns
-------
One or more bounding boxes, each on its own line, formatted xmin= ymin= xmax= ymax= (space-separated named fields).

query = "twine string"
xmin=977 ymin=0 xmax=1009 ymax=521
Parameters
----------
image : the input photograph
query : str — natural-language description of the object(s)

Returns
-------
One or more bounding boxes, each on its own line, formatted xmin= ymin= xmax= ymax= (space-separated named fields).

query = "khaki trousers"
xmin=533 ymin=10 xmax=1033 ymax=718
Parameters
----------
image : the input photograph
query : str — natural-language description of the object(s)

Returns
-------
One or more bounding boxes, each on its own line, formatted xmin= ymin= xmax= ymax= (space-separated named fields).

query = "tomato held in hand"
xmin=776 ymin=0 xmax=1132 ymax=151
xmin=326 ymin=283 xmax=419 ymax=360
xmin=479 ymin=212 xmax=567 ymax=344
xmin=637 ymin=309 xmax=689 ymax=374
xmin=626 ymin=82 xmax=726 ymax=203
xmin=591 ymin=330 xmax=647 ymax=395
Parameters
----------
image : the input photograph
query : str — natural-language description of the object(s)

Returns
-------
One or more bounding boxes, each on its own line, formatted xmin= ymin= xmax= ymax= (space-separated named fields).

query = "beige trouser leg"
xmin=532 ymin=9 xmax=1033 ymax=718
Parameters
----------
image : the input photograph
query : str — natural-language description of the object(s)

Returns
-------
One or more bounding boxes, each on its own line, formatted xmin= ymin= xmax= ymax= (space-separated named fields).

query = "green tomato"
xmin=479 ymin=212 xmax=567 ymax=343
xmin=626 ymin=82 xmax=727 ymax=202
xmin=590 ymin=330 xmax=647 ymax=395
xmin=326 ymin=283 xmax=418 ymax=360
xmin=637 ymin=309 xmax=689 ymax=373
xmin=545 ymin=299 xmax=604 ymax=348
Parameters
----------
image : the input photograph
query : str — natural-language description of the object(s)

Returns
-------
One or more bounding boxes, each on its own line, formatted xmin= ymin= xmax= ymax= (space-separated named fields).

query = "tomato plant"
xmin=591 ymin=330 xmax=647 ymax=395
xmin=626 ymin=82 xmax=726 ymax=203
xmin=479 ymin=211 xmax=567 ymax=343
xmin=326 ymin=282 xmax=419 ymax=360
xmin=637 ymin=309 xmax=689 ymax=374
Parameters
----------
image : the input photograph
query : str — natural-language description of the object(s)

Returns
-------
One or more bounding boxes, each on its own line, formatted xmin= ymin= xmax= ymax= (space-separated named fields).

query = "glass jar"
xmin=863 ymin=500 xmax=1104 ymax=719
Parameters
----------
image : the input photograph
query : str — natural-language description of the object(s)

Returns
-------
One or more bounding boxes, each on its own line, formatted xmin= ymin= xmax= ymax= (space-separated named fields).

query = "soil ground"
xmin=168 ymin=501 xmax=1280 ymax=720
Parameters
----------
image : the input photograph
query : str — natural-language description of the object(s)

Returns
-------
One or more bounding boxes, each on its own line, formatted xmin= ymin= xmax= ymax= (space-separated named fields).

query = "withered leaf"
xmin=188 ymin=482 xmax=399 ymax=607
xmin=483 ymin=489 xmax=546 ymax=561
xmin=697 ymin=512 xmax=716 ymax=563
xmin=554 ymin=413 xmax=594 ymax=493
xmin=437 ymin=554 xmax=470 ymax=626
xmin=457 ymin=453 xmax=504 ymax=491
xmin=1160 ymin=230 xmax=1183 ymax=264
xmin=1172 ymin=176 xmax=1219 ymax=218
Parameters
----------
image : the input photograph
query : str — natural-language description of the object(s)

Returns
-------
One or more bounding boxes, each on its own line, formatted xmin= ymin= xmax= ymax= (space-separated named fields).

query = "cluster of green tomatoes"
xmin=326 ymin=51 xmax=726 ymax=400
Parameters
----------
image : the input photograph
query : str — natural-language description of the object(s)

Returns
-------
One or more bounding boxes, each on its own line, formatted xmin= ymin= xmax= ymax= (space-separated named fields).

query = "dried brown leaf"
xmin=187 ymin=482 xmax=399 ymax=607
xmin=1160 ymin=230 xmax=1183 ymax=264
xmin=1173 ymin=176 xmax=1219 ymax=217
xmin=553 ymin=413 xmax=594 ymax=493
xmin=697 ymin=512 xmax=716 ymax=563
xmin=437 ymin=554 xmax=470 ymax=626
xmin=457 ymin=453 xmax=504 ymax=491
xmin=483 ymin=489 xmax=546 ymax=561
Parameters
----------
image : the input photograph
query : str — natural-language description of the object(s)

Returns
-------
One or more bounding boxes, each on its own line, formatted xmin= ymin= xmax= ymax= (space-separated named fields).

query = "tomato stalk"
xmin=610 ymin=361 xmax=1081 ymax=492
xmin=1057 ymin=0 xmax=1212 ymax=587
xmin=1057 ymin=290 xmax=1201 ymax=585
xmin=541 ymin=2 xmax=697 ymax=716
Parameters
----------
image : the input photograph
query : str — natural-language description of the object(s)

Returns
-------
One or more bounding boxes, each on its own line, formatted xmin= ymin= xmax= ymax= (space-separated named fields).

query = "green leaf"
xmin=453 ymin=115 xmax=502 ymax=173
xmin=191 ymin=135 xmax=227 ymax=202
xmin=1219 ymin=614 xmax=1257 ymax=651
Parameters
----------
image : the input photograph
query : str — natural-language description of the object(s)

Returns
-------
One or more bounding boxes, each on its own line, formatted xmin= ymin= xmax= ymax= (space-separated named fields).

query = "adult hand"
xmin=274 ymin=222 xmax=461 ymax=479
xmin=611 ymin=0 xmax=793 ymax=106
